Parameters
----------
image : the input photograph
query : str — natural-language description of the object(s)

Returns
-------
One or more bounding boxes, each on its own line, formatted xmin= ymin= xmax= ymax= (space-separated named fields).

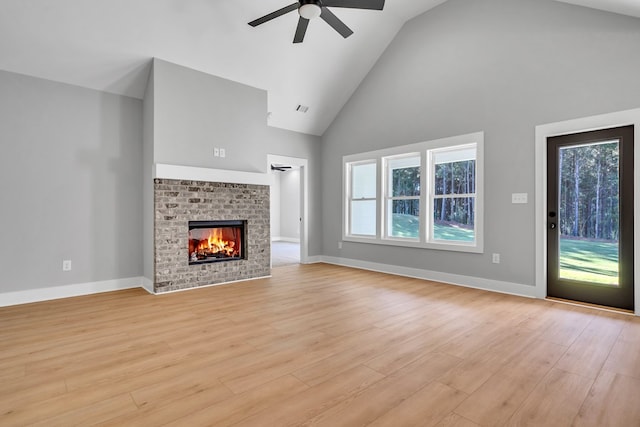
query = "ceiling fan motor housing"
xmin=299 ymin=1 xmax=322 ymax=19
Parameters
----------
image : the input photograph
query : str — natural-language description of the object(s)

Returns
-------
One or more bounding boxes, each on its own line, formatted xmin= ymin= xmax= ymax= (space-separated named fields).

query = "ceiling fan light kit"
xmin=248 ymin=0 xmax=385 ymax=44
xmin=299 ymin=3 xmax=322 ymax=19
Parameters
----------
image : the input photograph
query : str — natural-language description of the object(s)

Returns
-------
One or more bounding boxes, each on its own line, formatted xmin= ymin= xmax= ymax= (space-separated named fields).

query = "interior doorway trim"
xmin=535 ymin=108 xmax=640 ymax=315
xmin=267 ymin=154 xmax=309 ymax=264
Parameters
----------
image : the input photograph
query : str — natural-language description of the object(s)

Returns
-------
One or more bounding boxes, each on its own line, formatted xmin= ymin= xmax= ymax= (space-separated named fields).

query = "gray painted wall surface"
xmin=280 ymin=169 xmax=301 ymax=240
xmin=0 ymin=70 xmax=143 ymax=292
xmin=322 ymin=0 xmax=640 ymax=286
xmin=152 ymin=59 xmax=323 ymax=256
xmin=270 ymin=172 xmax=281 ymax=239
xmin=142 ymin=65 xmax=155 ymax=282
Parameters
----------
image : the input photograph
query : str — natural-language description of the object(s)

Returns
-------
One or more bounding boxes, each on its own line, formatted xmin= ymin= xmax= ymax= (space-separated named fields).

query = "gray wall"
xmin=280 ymin=169 xmax=301 ymax=241
xmin=152 ymin=59 xmax=323 ymax=256
xmin=270 ymin=172 xmax=281 ymax=240
xmin=322 ymin=0 xmax=640 ymax=286
xmin=0 ymin=70 xmax=143 ymax=293
xmin=142 ymin=65 xmax=155 ymax=282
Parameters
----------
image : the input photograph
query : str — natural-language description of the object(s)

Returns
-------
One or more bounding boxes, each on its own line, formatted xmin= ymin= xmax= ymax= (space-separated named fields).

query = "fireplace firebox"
xmin=188 ymin=220 xmax=246 ymax=265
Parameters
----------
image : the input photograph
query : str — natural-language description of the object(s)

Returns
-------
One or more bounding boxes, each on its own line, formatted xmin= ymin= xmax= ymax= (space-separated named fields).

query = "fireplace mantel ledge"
xmin=155 ymin=164 xmax=270 ymax=186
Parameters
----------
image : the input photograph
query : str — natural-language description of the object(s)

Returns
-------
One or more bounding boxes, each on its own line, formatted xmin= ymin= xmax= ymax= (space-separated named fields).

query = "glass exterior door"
xmin=547 ymin=126 xmax=634 ymax=310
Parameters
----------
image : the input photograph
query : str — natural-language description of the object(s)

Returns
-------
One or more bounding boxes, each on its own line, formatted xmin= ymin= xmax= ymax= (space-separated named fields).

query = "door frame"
xmin=267 ymin=154 xmax=309 ymax=264
xmin=535 ymin=108 xmax=640 ymax=315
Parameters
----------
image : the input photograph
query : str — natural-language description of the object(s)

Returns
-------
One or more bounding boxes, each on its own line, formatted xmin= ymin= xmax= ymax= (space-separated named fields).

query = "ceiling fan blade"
xmin=248 ymin=2 xmax=299 ymax=27
xmin=320 ymin=7 xmax=354 ymax=39
xmin=321 ymin=0 xmax=385 ymax=10
xmin=293 ymin=17 xmax=310 ymax=43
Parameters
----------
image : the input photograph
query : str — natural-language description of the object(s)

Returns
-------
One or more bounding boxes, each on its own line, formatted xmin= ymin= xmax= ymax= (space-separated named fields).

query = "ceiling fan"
xmin=248 ymin=0 xmax=385 ymax=44
xmin=271 ymin=164 xmax=293 ymax=172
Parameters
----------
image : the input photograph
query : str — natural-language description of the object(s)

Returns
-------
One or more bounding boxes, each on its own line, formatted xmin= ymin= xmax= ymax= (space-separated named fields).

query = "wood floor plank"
xmin=436 ymin=413 xmax=481 ymax=427
xmin=601 ymin=336 xmax=640 ymax=380
xmin=98 ymin=382 xmax=233 ymax=426
xmin=504 ymin=368 xmax=593 ymax=426
xmin=519 ymin=304 xmax=593 ymax=346
xmin=617 ymin=317 xmax=640 ymax=343
xmin=438 ymin=326 xmax=542 ymax=394
xmin=231 ymin=364 xmax=385 ymax=426
xmin=554 ymin=313 xmax=622 ymax=378
xmin=1 ymin=264 xmax=638 ymax=425
xmin=2 ymin=387 xmax=137 ymax=426
xmin=363 ymin=319 xmax=476 ymax=375
xmin=453 ymin=338 xmax=567 ymax=426
xmin=367 ymin=381 xmax=468 ymax=427
xmin=163 ymin=375 xmax=309 ymax=426
xmin=30 ymin=394 xmax=138 ymax=427
xmin=0 ymin=379 xmax=67 ymax=419
xmin=307 ymin=352 xmax=463 ymax=426
xmin=573 ymin=370 xmax=640 ymax=426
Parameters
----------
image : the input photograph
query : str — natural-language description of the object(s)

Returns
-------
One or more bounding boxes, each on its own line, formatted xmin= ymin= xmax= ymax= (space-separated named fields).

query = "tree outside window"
xmin=385 ymin=154 xmax=420 ymax=239
xmin=431 ymin=145 xmax=476 ymax=243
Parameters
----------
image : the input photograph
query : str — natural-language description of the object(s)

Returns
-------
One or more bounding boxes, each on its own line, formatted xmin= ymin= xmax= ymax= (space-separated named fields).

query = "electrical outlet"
xmin=219 ymin=148 xmax=226 ymax=158
xmin=338 ymin=241 xmax=343 ymax=249
xmin=63 ymin=260 xmax=72 ymax=271
xmin=492 ymin=253 xmax=500 ymax=264
xmin=214 ymin=148 xmax=219 ymax=157
xmin=512 ymin=193 xmax=528 ymax=204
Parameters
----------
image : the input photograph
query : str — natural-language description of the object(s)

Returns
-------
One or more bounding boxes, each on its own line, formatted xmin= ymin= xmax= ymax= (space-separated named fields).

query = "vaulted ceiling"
xmin=1 ymin=0 xmax=638 ymax=136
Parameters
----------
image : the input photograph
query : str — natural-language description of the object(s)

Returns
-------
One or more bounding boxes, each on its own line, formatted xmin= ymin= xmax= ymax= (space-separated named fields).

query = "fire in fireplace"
xmin=188 ymin=220 xmax=246 ymax=265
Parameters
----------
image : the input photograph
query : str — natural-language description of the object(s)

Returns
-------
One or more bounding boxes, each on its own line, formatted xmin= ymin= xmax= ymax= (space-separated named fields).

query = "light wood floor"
xmin=2 ymin=263 xmax=640 ymax=426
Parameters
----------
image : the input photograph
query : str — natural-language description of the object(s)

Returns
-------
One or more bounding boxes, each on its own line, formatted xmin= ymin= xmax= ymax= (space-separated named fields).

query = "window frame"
xmin=343 ymin=132 xmax=484 ymax=253
xmin=428 ymin=143 xmax=478 ymax=245
xmin=345 ymin=159 xmax=378 ymax=239
xmin=382 ymin=153 xmax=422 ymax=241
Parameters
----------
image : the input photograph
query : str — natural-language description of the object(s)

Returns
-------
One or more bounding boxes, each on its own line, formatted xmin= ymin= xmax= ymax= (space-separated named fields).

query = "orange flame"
xmin=194 ymin=228 xmax=238 ymax=257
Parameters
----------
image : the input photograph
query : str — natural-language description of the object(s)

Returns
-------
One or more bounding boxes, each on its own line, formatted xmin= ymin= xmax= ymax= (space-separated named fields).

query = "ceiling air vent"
xmin=296 ymin=104 xmax=309 ymax=113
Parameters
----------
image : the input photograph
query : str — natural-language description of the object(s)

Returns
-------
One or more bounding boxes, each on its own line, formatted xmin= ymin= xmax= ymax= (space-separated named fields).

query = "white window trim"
xmin=343 ymin=131 xmax=484 ymax=254
xmin=344 ymin=159 xmax=378 ymax=239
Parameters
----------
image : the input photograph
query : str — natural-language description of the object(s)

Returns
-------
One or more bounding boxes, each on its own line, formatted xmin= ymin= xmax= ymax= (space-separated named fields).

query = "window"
xmin=347 ymin=161 xmax=377 ymax=236
xmin=343 ymin=132 xmax=483 ymax=253
xmin=384 ymin=154 xmax=421 ymax=240
xmin=430 ymin=145 xmax=476 ymax=243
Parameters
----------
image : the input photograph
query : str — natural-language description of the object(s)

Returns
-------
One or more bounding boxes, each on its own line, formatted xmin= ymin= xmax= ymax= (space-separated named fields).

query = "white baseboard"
xmin=272 ymin=237 xmax=301 ymax=243
xmin=319 ymin=256 xmax=537 ymax=299
xmin=141 ymin=277 xmax=155 ymax=295
xmin=0 ymin=277 xmax=144 ymax=307
xmin=303 ymin=255 xmax=324 ymax=264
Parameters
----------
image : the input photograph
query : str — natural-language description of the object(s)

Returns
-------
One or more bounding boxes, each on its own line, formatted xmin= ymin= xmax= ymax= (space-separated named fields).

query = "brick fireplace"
xmin=153 ymin=178 xmax=270 ymax=293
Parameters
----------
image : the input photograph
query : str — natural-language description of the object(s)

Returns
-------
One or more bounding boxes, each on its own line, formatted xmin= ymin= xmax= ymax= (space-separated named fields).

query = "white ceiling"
xmin=0 ymin=0 xmax=638 ymax=136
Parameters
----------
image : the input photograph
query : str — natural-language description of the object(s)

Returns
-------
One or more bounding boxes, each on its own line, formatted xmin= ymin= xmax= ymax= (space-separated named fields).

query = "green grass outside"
xmin=391 ymin=214 xmax=474 ymax=242
xmin=559 ymin=237 xmax=619 ymax=285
